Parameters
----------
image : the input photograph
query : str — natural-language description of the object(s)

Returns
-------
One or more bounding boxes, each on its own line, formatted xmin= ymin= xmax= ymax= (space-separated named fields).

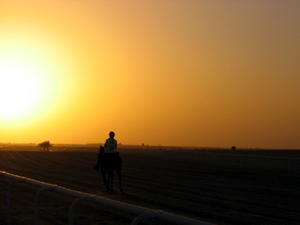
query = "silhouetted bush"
xmin=39 ymin=141 xmax=52 ymax=152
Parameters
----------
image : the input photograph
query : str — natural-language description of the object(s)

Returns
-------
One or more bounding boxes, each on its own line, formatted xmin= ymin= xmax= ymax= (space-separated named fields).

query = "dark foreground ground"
xmin=0 ymin=146 xmax=300 ymax=225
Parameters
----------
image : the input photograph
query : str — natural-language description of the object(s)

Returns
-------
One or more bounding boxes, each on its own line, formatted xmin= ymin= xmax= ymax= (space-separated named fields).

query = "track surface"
xmin=0 ymin=147 xmax=300 ymax=225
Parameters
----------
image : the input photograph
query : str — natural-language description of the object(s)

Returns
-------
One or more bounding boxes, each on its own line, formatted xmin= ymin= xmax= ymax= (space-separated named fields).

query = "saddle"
xmin=93 ymin=152 xmax=119 ymax=171
xmin=105 ymin=152 xmax=119 ymax=165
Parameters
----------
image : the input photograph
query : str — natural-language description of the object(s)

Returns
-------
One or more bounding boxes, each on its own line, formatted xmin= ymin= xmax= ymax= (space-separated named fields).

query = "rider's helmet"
xmin=109 ymin=131 xmax=115 ymax=138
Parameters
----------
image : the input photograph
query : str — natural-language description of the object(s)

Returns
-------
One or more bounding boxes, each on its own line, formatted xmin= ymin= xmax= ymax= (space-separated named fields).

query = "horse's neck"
xmin=99 ymin=146 xmax=104 ymax=155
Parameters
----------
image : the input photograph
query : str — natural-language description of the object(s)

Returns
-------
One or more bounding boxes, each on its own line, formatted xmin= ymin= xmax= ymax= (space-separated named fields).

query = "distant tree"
xmin=231 ymin=146 xmax=236 ymax=151
xmin=39 ymin=141 xmax=52 ymax=152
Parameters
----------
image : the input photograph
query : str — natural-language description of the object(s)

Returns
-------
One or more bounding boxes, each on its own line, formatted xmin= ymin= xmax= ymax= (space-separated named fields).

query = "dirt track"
xmin=0 ymin=147 xmax=300 ymax=225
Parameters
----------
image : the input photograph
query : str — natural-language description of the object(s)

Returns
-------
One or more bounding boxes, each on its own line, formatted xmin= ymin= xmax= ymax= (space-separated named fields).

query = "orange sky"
xmin=0 ymin=0 xmax=300 ymax=149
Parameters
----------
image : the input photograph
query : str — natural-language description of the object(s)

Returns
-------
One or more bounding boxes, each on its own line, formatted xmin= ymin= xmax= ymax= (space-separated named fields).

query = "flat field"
xmin=0 ymin=146 xmax=300 ymax=225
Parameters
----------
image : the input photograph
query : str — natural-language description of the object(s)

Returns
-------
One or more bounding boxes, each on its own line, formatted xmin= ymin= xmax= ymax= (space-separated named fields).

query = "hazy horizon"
xmin=1 ymin=1 xmax=300 ymax=149
xmin=1 ymin=142 xmax=300 ymax=151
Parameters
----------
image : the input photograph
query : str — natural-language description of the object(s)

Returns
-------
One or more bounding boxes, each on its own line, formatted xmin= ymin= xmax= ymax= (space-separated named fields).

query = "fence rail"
xmin=0 ymin=171 xmax=212 ymax=225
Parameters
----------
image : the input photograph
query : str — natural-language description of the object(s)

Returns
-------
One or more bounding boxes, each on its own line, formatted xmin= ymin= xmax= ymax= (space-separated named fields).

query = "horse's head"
xmin=99 ymin=145 xmax=104 ymax=154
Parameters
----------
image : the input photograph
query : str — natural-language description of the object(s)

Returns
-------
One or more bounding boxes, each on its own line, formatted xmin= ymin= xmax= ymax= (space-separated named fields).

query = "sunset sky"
xmin=1 ymin=1 xmax=299 ymax=149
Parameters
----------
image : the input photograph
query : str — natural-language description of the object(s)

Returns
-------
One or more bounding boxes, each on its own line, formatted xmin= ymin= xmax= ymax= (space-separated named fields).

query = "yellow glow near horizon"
xmin=1 ymin=0 xmax=300 ymax=149
xmin=0 ymin=58 xmax=41 ymax=118
xmin=0 ymin=28 xmax=65 ymax=126
xmin=0 ymin=5 xmax=89 ymax=131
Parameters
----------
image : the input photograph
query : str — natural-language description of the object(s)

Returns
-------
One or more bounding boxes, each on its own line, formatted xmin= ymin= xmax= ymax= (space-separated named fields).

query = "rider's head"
xmin=109 ymin=131 xmax=115 ymax=138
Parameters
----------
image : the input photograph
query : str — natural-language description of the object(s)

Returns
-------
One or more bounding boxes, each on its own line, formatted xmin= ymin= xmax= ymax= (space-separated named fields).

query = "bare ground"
xmin=0 ymin=146 xmax=300 ymax=225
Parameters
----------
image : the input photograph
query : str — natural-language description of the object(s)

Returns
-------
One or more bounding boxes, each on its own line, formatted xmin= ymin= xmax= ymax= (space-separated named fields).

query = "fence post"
xmin=34 ymin=185 xmax=57 ymax=225
xmin=7 ymin=178 xmax=24 ymax=225
xmin=131 ymin=210 xmax=163 ymax=225
xmin=68 ymin=195 xmax=96 ymax=225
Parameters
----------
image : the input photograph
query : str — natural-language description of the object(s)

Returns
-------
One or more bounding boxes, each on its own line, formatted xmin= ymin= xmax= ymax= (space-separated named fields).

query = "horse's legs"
xmin=106 ymin=173 xmax=111 ymax=192
xmin=110 ymin=173 xmax=114 ymax=193
xmin=117 ymin=168 xmax=123 ymax=194
xmin=101 ymin=170 xmax=109 ymax=191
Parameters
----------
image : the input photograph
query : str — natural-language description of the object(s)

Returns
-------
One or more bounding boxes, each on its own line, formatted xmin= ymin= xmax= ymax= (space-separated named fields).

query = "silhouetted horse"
xmin=93 ymin=146 xmax=123 ymax=194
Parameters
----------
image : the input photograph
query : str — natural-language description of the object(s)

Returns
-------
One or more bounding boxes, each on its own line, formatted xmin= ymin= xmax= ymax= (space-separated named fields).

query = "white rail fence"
xmin=0 ymin=171 xmax=213 ymax=225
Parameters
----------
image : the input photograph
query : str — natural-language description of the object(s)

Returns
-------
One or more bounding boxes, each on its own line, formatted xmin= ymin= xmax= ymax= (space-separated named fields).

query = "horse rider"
xmin=93 ymin=131 xmax=118 ymax=170
xmin=104 ymin=131 xmax=117 ymax=154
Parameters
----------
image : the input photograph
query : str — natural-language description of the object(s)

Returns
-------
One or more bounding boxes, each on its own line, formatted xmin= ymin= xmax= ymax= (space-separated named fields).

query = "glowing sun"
xmin=0 ymin=56 xmax=42 ymax=119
